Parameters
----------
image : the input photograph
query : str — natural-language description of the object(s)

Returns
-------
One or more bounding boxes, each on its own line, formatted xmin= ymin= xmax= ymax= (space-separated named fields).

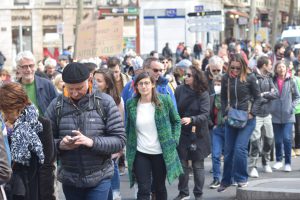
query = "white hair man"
xmin=44 ymin=58 xmax=59 ymax=80
xmin=16 ymin=51 xmax=58 ymax=115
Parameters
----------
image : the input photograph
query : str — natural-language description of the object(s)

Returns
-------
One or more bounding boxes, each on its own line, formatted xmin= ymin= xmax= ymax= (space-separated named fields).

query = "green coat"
xmin=125 ymin=94 xmax=183 ymax=188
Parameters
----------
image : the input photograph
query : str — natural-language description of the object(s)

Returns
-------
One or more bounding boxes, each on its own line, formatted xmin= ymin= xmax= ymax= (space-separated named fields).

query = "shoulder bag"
xmin=227 ymin=78 xmax=249 ymax=128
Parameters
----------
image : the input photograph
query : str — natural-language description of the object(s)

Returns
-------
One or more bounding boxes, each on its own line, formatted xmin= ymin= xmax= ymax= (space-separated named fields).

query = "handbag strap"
xmin=228 ymin=77 xmax=252 ymax=113
xmin=227 ymin=78 xmax=230 ymax=108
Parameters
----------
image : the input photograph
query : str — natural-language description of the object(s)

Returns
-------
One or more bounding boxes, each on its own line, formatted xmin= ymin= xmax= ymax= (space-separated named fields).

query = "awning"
xmin=227 ymin=10 xmax=249 ymax=18
xmin=257 ymin=8 xmax=269 ymax=14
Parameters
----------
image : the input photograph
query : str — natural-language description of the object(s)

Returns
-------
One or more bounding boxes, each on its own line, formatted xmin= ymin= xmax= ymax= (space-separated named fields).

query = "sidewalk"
xmin=119 ymin=156 xmax=300 ymax=200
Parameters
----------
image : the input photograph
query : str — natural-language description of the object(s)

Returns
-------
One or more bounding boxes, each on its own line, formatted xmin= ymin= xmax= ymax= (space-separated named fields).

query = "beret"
xmin=131 ymin=56 xmax=144 ymax=71
xmin=62 ymin=62 xmax=90 ymax=84
xmin=175 ymin=59 xmax=192 ymax=69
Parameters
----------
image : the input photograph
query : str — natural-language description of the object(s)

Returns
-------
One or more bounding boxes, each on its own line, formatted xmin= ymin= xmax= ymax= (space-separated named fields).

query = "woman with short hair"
xmin=0 ymin=82 xmax=55 ymax=200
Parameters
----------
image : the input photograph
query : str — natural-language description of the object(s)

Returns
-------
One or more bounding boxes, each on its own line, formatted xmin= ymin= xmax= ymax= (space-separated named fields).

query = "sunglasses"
xmin=230 ymin=66 xmax=241 ymax=71
xmin=152 ymin=68 xmax=163 ymax=73
xmin=212 ymin=69 xmax=221 ymax=73
xmin=185 ymin=73 xmax=192 ymax=78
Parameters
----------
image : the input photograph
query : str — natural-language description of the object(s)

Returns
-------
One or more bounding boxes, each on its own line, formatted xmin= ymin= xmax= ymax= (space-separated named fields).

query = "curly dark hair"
xmin=188 ymin=65 xmax=208 ymax=94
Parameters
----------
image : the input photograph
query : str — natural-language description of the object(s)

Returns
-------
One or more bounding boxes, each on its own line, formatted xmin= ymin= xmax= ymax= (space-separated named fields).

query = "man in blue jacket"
xmin=16 ymin=51 xmax=58 ymax=115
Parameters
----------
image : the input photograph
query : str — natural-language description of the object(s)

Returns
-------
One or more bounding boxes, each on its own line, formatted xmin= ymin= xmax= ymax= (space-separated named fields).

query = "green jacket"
xmin=295 ymin=76 xmax=300 ymax=114
xmin=125 ymin=94 xmax=183 ymax=188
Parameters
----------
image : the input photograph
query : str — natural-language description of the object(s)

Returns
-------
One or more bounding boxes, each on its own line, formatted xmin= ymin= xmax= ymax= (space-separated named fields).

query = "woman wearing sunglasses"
xmin=126 ymin=72 xmax=182 ymax=200
xmin=217 ymin=53 xmax=260 ymax=192
xmin=174 ymin=65 xmax=211 ymax=200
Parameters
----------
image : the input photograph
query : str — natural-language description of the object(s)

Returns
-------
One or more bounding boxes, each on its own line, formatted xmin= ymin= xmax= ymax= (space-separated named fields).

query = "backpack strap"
xmin=55 ymin=94 xmax=63 ymax=129
xmin=93 ymin=93 xmax=107 ymax=125
xmin=55 ymin=93 xmax=108 ymax=135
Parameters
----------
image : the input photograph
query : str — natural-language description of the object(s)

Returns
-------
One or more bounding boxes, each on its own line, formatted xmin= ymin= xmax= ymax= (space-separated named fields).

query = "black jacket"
xmin=253 ymin=70 xmax=279 ymax=117
xmin=5 ymin=117 xmax=55 ymax=200
xmin=175 ymin=85 xmax=211 ymax=161
xmin=221 ymin=73 xmax=261 ymax=117
xmin=45 ymin=91 xmax=126 ymax=188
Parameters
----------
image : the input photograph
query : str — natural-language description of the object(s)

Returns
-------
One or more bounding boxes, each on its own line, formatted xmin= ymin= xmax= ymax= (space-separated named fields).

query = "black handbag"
xmin=226 ymin=78 xmax=250 ymax=128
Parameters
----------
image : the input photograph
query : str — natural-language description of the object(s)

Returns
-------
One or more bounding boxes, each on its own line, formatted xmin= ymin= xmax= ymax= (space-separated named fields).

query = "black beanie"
xmin=62 ymin=62 xmax=90 ymax=84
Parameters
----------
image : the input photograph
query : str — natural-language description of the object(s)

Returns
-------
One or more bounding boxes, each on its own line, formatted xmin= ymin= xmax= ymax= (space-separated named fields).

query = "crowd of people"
xmin=0 ymin=38 xmax=299 ymax=200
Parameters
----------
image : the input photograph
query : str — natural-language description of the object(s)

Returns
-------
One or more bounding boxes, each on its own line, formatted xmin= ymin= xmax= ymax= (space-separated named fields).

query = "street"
xmin=57 ymin=156 xmax=300 ymax=200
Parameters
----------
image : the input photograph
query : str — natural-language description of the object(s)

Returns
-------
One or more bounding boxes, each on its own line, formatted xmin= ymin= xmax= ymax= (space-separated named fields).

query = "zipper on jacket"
xmin=235 ymin=78 xmax=238 ymax=109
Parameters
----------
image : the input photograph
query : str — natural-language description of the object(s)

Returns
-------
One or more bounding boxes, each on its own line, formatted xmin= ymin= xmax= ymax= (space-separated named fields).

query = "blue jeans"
xmin=211 ymin=126 xmax=225 ymax=181
xmin=108 ymin=160 xmax=120 ymax=200
xmin=273 ymin=123 xmax=293 ymax=164
xmin=221 ymin=118 xmax=256 ymax=186
xmin=62 ymin=178 xmax=111 ymax=200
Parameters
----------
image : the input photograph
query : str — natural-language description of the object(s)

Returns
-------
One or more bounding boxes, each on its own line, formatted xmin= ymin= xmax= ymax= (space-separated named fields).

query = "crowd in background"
xmin=0 ymin=37 xmax=300 ymax=200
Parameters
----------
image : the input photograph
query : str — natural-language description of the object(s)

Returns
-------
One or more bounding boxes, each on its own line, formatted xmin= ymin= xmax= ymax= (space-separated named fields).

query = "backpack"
xmin=55 ymin=93 xmax=107 ymax=134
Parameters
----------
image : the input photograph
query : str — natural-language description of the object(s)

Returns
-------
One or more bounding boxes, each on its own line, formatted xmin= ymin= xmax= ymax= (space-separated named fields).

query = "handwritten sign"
xmin=76 ymin=17 xmax=124 ymax=60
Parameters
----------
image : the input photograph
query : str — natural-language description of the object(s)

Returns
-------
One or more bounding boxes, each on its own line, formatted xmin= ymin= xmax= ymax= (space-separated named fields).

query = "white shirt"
xmin=136 ymin=102 xmax=162 ymax=154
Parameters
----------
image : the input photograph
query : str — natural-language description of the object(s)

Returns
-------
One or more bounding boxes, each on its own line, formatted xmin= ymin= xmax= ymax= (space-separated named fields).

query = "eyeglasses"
xmin=19 ymin=64 xmax=35 ymax=70
xmin=152 ymin=68 xmax=163 ymax=73
xmin=230 ymin=66 xmax=241 ymax=71
xmin=138 ymin=81 xmax=151 ymax=87
xmin=212 ymin=69 xmax=221 ymax=73
xmin=185 ymin=73 xmax=192 ymax=78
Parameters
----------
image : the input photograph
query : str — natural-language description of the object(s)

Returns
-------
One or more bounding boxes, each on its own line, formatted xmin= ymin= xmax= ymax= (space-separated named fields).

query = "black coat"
xmin=175 ymin=85 xmax=211 ymax=161
xmin=5 ymin=117 xmax=55 ymax=200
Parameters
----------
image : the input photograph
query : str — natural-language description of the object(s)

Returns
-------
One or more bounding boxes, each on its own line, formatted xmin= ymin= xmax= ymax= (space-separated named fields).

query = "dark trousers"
xmin=134 ymin=151 xmax=167 ymax=200
xmin=295 ymin=114 xmax=300 ymax=148
xmin=178 ymin=159 xmax=205 ymax=197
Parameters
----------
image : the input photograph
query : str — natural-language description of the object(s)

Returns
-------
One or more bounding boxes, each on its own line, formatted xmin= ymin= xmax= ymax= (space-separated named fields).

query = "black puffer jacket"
xmin=221 ymin=73 xmax=261 ymax=116
xmin=253 ymin=70 xmax=279 ymax=117
xmin=45 ymin=91 xmax=126 ymax=188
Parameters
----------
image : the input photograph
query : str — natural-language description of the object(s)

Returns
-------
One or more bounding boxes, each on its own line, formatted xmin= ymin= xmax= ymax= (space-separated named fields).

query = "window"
xmin=44 ymin=0 xmax=60 ymax=5
xmin=84 ymin=0 xmax=92 ymax=4
xmin=12 ymin=26 xmax=32 ymax=53
xmin=14 ymin=0 xmax=29 ymax=5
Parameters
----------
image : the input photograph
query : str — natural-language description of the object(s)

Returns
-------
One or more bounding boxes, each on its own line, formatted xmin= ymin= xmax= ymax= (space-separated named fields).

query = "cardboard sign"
xmin=76 ymin=17 xmax=124 ymax=60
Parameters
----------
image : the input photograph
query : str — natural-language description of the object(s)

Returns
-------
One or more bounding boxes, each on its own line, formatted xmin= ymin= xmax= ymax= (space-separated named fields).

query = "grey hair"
xmin=44 ymin=58 xmax=57 ymax=67
xmin=15 ymin=51 xmax=36 ymax=66
xmin=208 ymin=55 xmax=224 ymax=68
xmin=143 ymin=56 xmax=158 ymax=69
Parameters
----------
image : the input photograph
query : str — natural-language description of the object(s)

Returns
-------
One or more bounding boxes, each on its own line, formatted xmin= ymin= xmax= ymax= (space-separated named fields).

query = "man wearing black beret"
xmin=45 ymin=62 xmax=126 ymax=200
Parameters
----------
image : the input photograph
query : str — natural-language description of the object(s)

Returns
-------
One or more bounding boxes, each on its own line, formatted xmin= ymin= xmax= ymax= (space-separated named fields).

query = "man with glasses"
xmin=144 ymin=56 xmax=177 ymax=108
xmin=16 ymin=51 xmax=58 ymax=115
xmin=206 ymin=56 xmax=224 ymax=95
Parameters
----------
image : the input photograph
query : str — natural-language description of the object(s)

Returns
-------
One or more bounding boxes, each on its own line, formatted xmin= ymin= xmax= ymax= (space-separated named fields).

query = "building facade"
xmin=0 ymin=0 xmax=139 ymax=67
xmin=139 ymin=0 xmax=223 ymax=55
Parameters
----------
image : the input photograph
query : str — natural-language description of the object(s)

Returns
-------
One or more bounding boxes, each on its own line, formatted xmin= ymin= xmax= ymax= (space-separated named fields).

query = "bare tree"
xmin=271 ymin=0 xmax=280 ymax=47
xmin=247 ymin=0 xmax=256 ymax=42
xmin=288 ymin=0 xmax=294 ymax=25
